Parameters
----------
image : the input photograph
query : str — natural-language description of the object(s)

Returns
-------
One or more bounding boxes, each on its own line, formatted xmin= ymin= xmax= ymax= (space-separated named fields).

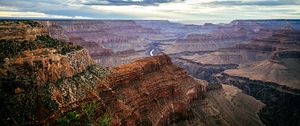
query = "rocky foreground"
xmin=0 ymin=21 xmax=265 ymax=126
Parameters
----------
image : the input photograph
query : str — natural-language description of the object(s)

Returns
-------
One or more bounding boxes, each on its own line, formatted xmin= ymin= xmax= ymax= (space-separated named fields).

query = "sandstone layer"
xmin=170 ymin=21 xmax=300 ymax=126
xmin=0 ymin=20 xmax=267 ymax=126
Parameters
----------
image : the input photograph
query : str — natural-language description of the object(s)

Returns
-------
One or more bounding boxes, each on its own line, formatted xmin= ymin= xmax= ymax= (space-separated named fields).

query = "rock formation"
xmin=170 ymin=21 xmax=300 ymax=126
xmin=0 ymin=20 xmax=268 ymax=126
xmin=40 ymin=20 xmax=158 ymax=67
xmin=0 ymin=21 xmax=47 ymax=41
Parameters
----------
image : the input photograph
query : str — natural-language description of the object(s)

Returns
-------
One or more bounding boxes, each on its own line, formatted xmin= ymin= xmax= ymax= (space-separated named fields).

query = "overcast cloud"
xmin=0 ymin=0 xmax=299 ymax=24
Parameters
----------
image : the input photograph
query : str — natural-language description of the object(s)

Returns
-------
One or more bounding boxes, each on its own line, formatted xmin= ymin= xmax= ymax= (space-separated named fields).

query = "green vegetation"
xmin=136 ymin=118 xmax=152 ymax=126
xmin=0 ymin=82 xmax=59 ymax=124
xmin=40 ymin=81 xmax=59 ymax=113
xmin=81 ymin=101 xmax=112 ymax=126
xmin=36 ymin=35 xmax=83 ymax=54
xmin=0 ymin=35 xmax=82 ymax=64
xmin=82 ymin=101 xmax=100 ymax=124
xmin=88 ymin=65 xmax=111 ymax=78
xmin=0 ymin=21 xmax=82 ymax=65
xmin=22 ymin=20 xmax=41 ymax=27
xmin=57 ymin=111 xmax=80 ymax=126
xmin=0 ymin=20 xmax=39 ymax=27
xmin=96 ymin=114 xmax=112 ymax=126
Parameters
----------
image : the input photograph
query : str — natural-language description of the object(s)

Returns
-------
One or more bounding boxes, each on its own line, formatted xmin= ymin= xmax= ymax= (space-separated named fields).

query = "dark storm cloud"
xmin=82 ymin=0 xmax=184 ymax=6
xmin=206 ymin=0 xmax=300 ymax=6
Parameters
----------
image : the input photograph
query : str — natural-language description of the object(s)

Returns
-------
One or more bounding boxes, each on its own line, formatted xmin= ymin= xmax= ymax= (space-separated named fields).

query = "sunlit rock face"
xmin=41 ymin=20 xmax=300 ymax=126
xmin=1 ymin=48 xmax=93 ymax=84
xmin=0 ymin=21 xmax=47 ymax=41
xmin=0 ymin=33 xmax=206 ymax=125
xmin=105 ymin=54 xmax=207 ymax=125
xmin=0 ymin=21 xmax=268 ymax=126
xmin=0 ymin=21 xmax=203 ymax=125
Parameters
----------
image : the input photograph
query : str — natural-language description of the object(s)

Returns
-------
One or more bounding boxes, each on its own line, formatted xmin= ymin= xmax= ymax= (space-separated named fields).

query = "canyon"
xmin=0 ymin=19 xmax=299 ymax=126
xmin=169 ymin=21 xmax=300 ymax=126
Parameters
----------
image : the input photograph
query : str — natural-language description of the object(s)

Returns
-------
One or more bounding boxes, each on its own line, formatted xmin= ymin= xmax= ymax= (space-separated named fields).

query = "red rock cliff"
xmin=103 ymin=54 xmax=207 ymax=125
xmin=0 ymin=21 xmax=207 ymax=126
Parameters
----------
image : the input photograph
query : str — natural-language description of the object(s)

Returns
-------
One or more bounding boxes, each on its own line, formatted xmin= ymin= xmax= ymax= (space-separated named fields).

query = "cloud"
xmin=82 ymin=0 xmax=184 ymax=6
xmin=0 ymin=11 xmax=77 ymax=19
xmin=0 ymin=0 xmax=299 ymax=24
xmin=0 ymin=0 xmax=137 ymax=19
xmin=206 ymin=0 xmax=300 ymax=6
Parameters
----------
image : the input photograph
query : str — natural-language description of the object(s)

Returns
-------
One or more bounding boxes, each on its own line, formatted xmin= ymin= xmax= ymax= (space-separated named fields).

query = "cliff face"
xmin=0 ymin=21 xmax=267 ymax=126
xmin=0 ymin=21 xmax=208 ymax=125
xmin=115 ymin=55 xmax=211 ymax=125
xmin=1 ymin=48 xmax=94 ymax=85
xmin=0 ymin=21 xmax=102 ymax=125
xmin=0 ymin=52 xmax=207 ymax=125
xmin=0 ymin=21 xmax=47 ymax=41
xmin=216 ymin=73 xmax=300 ymax=126
xmin=189 ymin=84 xmax=265 ymax=126
xmin=41 ymin=20 xmax=154 ymax=67
xmin=233 ymin=30 xmax=300 ymax=52
xmin=106 ymin=54 xmax=207 ymax=125
xmin=170 ymin=22 xmax=300 ymax=126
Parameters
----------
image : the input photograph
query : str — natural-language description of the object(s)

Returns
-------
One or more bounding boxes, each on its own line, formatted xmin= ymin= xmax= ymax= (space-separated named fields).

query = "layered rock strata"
xmin=0 ymin=21 xmax=47 ymax=41
xmin=0 ymin=21 xmax=209 ymax=126
xmin=0 ymin=20 xmax=271 ymax=126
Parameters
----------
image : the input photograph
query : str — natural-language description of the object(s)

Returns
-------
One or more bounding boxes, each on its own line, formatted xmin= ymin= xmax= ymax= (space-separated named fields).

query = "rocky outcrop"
xmin=0 ymin=52 xmax=208 ymax=125
xmin=0 ymin=21 xmax=101 ymax=125
xmin=105 ymin=54 xmax=207 ymax=125
xmin=41 ymin=20 xmax=158 ymax=50
xmin=41 ymin=20 xmax=158 ymax=67
xmin=0 ymin=21 xmax=209 ymax=126
xmin=172 ymin=57 xmax=238 ymax=83
xmin=93 ymin=50 xmax=147 ymax=67
xmin=0 ymin=21 xmax=47 ymax=41
xmin=44 ymin=23 xmax=70 ymax=42
xmin=0 ymin=48 xmax=94 ymax=85
xmin=271 ymin=50 xmax=300 ymax=60
xmin=179 ymin=50 xmax=271 ymax=65
xmin=3 ymin=20 xmax=294 ymax=126
xmin=233 ymin=30 xmax=300 ymax=52
xmin=168 ymin=21 xmax=300 ymax=126
xmin=162 ymin=27 xmax=253 ymax=54
xmin=216 ymin=73 xmax=300 ymax=126
xmin=173 ymin=50 xmax=300 ymax=126
xmin=224 ymin=57 xmax=300 ymax=90
xmin=188 ymin=84 xmax=265 ymax=126
xmin=234 ymin=43 xmax=275 ymax=52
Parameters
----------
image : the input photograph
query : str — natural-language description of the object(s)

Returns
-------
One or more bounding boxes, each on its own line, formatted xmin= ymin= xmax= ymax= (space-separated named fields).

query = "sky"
xmin=0 ymin=0 xmax=300 ymax=24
